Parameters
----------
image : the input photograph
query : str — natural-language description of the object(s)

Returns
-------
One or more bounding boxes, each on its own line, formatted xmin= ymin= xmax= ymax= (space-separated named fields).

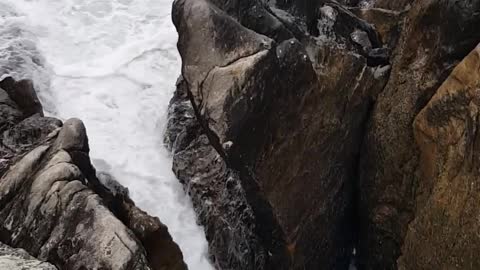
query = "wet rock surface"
xmin=0 ymin=77 xmax=187 ymax=270
xmin=167 ymin=0 xmax=480 ymax=269
xmin=169 ymin=0 xmax=389 ymax=269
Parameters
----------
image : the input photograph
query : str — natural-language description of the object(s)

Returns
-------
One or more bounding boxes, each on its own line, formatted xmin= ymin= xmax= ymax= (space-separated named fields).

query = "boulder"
xmin=170 ymin=0 xmax=389 ymax=269
xmin=169 ymin=0 xmax=480 ymax=269
xmin=0 ymin=78 xmax=187 ymax=270
xmin=0 ymin=242 xmax=57 ymax=270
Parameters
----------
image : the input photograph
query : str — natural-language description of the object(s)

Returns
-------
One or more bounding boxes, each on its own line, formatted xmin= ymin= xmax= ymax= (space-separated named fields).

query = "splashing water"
xmin=0 ymin=0 xmax=213 ymax=269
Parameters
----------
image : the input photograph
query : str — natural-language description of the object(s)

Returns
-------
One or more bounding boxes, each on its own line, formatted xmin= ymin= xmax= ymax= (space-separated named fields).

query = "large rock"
xmin=357 ymin=0 xmax=480 ymax=269
xmin=0 ymin=242 xmax=57 ymax=270
xmin=170 ymin=0 xmax=389 ymax=269
xmin=399 ymin=44 xmax=480 ymax=270
xmin=169 ymin=0 xmax=480 ymax=270
xmin=0 ymin=78 xmax=187 ymax=270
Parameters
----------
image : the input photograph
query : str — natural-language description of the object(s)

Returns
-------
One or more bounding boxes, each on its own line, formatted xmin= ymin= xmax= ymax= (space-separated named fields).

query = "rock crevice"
xmin=167 ymin=0 xmax=480 ymax=269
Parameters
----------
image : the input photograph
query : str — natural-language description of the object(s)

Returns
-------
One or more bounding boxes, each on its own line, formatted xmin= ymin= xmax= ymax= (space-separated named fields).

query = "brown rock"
xmin=171 ymin=0 xmax=390 ymax=269
xmin=398 ymin=44 xmax=480 ymax=270
xmin=348 ymin=7 xmax=402 ymax=48
xmin=357 ymin=0 xmax=480 ymax=269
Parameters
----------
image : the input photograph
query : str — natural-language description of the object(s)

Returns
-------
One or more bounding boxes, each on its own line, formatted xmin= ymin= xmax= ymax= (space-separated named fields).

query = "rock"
xmin=357 ymin=0 xmax=480 ymax=269
xmin=399 ymin=44 xmax=480 ymax=270
xmin=0 ymin=78 xmax=187 ymax=270
xmin=169 ymin=0 xmax=480 ymax=269
xmin=366 ymin=47 xmax=390 ymax=66
xmin=0 ymin=77 xmax=43 ymax=117
xmin=372 ymin=0 xmax=413 ymax=11
xmin=170 ymin=0 xmax=389 ymax=269
xmin=163 ymin=77 xmax=202 ymax=154
xmin=348 ymin=7 xmax=403 ymax=48
xmin=351 ymin=29 xmax=372 ymax=52
xmin=0 ymin=242 xmax=57 ymax=270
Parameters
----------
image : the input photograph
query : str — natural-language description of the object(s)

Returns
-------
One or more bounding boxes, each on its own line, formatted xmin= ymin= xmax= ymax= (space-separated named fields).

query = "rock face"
xmin=170 ymin=0 xmax=389 ymax=269
xmin=400 ymin=44 xmax=480 ymax=270
xmin=357 ymin=1 xmax=480 ymax=269
xmin=167 ymin=0 xmax=480 ymax=270
xmin=0 ymin=77 xmax=187 ymax=270
xmin=0 ymin=242 xmax=57 ymax=270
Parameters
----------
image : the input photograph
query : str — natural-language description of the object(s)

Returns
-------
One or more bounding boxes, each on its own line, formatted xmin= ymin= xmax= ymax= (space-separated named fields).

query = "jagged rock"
xmin=169 ymin=0 xmax=480 ymax=270
xmin=0 ymin=77 xmax=43 ymax=117
xmin=348 ymin=7 xmax=402 ymax=48
xmin=357 ymin=0 xmax=480 ymax=269
xmin=0 ymin=78 xmax=187 ymax=270
xmin=398 ymin=44 xmax=480 ymax=270
xmin=0 ymin=121 xmax=152 ymax=270
xmin=170 ymin=0 xmax=389 ymax=269
xmin=0 ymin=242 xmax=57 ymax=270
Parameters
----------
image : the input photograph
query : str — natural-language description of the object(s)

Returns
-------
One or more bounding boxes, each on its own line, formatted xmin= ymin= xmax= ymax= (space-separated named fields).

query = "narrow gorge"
xmin=1 ymin=0 xmax=480 ymax=270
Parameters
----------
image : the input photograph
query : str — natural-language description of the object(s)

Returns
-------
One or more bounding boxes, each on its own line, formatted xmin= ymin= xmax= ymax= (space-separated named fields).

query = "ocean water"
xmin=0 ymin=0 xmax=213 ymax=269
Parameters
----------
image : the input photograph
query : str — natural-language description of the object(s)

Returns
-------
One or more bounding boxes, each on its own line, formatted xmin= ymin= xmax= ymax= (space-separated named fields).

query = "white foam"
xmin=0 ymin=0 xmax=213 ymax=269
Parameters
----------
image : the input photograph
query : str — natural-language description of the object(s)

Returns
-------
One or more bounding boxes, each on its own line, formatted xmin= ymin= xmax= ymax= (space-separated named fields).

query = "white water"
xmin=0 ymin=0 xmax=213 ymax=269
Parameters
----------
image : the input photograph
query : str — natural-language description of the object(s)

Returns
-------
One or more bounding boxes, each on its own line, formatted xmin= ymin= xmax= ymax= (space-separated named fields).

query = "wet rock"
xmin=0 ymin=242 xmax=57 ymax=270
xmin=169 ymin=0 xmax=480 ymax=269
xmin=170 ymin=0 xmax=389 ymax=269
xmin=0 ymin=77 xmax=43 ymax=117
xmin=357 ymin=0 xmax=480 ymax=269
xmin=0 ymin=78 xmax=187 ymax=270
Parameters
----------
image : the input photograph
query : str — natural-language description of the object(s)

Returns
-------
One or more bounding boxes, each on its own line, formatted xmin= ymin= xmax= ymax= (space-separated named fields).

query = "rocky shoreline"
xmin=166 ymin=0 xmax=480 ymax=269
xmin=0 ymin=76 xmax=187 ymax=270
xmin=1 ymin=0 xmax=480 ymax=269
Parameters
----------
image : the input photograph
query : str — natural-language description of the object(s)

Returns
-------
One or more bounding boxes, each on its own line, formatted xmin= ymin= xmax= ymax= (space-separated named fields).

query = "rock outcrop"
xmin=0 ymin=77 xmax=187 ymax=270
xmin=357 ymin=1 xmax=480 ymax=269
xmin=0 ymin=242 xmax=57 ymax=270
xmin=169 ymin=0 xmax=389 ymax=269
xmin=399 ymin=43 xmax=480 ymax=270
xmin=167 ymin=0 xmax=480 ymax=269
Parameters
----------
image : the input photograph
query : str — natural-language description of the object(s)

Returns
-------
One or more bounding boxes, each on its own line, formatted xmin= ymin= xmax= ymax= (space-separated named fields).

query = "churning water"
xmin=0 ymin=0 xmax=213 ymax=269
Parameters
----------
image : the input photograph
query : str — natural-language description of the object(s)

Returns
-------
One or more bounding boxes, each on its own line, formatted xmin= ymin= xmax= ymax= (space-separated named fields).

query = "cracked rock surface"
xmin=0 ymin=76 xmax=187 ymax=270
xmin=166 ymin=0 xmax=480 ymax=269
xmin=0 ymin=242 xmax=57 ymax=270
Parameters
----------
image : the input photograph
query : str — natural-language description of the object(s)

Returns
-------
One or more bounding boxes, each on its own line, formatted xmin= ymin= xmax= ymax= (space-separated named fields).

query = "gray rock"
xmin=0 ymin=77 xmax=187 ymax=270
xmin=0 ymin=242 xmax=57 ymax=270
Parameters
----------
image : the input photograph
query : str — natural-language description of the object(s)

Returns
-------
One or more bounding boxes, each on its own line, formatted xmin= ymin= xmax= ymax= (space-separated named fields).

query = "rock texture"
xmin=0 ymin=242 xmax=57 ymax=270
xmin=400 ymin=43 xmax=480 ymax=270
xmin=167 ymin=0 xmax=480 ymax=270
xmin=357 ymin=1 xmax=480 ymax=269
xmin=0 ymin=77 xmax=187 ymax=270
xmin=169 ymin=0 xmax=389 ymax=269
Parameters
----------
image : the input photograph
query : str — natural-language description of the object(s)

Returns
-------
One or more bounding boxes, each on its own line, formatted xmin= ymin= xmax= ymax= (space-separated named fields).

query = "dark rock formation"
xmin=0 ymin=77 xmax=187 ymax=270
xmin=167 ymin=0 xmax=480 ymax=270
xmin=169 ymin=0 xmax=389 ymax=269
